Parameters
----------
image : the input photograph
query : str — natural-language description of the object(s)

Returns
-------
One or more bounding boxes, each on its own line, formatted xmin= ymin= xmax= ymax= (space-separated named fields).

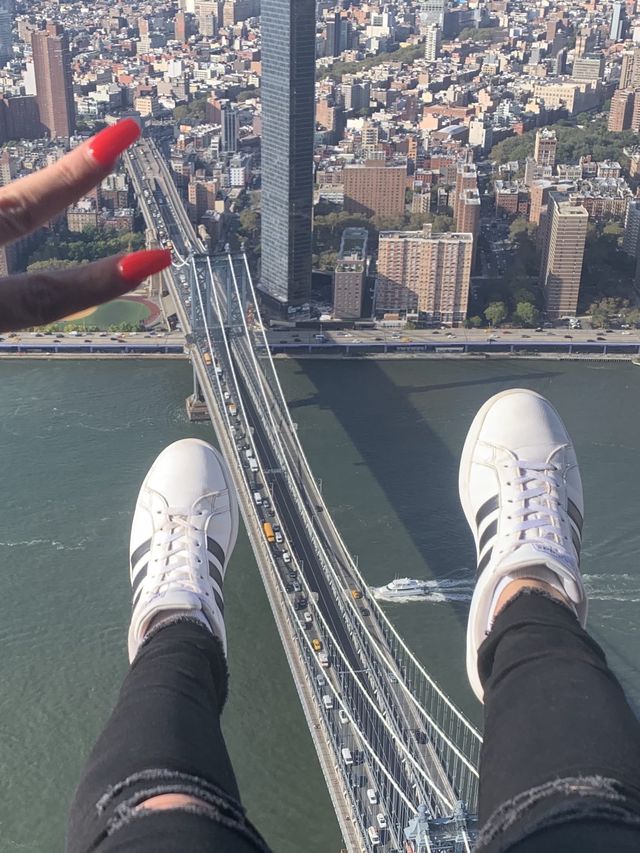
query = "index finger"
xmin=0 ymin=118 xmax=140 ymax=246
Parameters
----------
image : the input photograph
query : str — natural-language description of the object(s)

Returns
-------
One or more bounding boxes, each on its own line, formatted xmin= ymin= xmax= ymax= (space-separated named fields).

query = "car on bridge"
xmin=303 ymin=611 xmax=313 ymax=626
xmin=376 ymin=813 xmax=387 ymax=830
xmin=312 ymin=638 xmax=323 ymax=652
xmin=366 ymin=788 xmax=378 ymax=805
xmin=367 ymin=826 xmax=380 ymax=846
xmin=351 ymin=588 xmax=362 ymax=599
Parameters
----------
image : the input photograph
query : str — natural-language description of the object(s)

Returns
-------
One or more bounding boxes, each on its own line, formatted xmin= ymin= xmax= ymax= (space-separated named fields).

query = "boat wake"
xmin=371 ymin=576 xmax=474 ymax=604
xmin=371 ymin=573 xmax=640 ymax=605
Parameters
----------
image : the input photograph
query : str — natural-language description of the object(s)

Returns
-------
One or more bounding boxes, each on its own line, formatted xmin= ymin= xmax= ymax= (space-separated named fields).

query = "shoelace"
xmin=149 ymin=507 xmax=205 ymax=596
xmin=506 ymin=460 xmax=568 ymax=548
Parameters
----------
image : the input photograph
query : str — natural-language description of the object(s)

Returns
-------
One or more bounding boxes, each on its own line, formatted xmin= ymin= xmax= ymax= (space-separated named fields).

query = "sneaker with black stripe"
xmin=459 ymin=389 xmax=588 ymax=702
xmin=128 ymin=438 xmax=239 ymax=663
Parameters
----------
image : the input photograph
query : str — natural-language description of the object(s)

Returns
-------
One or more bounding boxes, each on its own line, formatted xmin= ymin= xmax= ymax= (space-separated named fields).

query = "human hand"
xmin=0 ymin=118 xmax=172 ymax=333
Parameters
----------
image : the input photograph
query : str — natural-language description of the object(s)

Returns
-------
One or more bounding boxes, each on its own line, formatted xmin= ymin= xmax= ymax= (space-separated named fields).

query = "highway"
xmin=122 ymin=136 xmax=481 ymax=852
xmin=266 ymin=326 xmax=640 ymax=356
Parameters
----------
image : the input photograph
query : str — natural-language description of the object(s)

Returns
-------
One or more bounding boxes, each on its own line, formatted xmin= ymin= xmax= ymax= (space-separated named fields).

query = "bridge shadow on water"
xmin=287 ymin=357 xmax=640 ymax=718
xmin=287 ymin=360 xmax=559 ymax=631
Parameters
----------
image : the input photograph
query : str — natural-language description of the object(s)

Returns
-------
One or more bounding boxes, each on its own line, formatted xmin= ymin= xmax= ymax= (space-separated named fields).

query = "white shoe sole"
xmin=459 ymin=388 xmax=560 ymax=701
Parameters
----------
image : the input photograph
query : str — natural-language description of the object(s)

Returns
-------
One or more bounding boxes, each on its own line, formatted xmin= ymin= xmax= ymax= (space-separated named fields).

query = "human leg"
xmin=477 ymin=590 xmax=640 ymax=852
xmin=459 ymin=390 xmax=640 ymax=852
xmin=67 ymin=619 xmax=269 ymax=853
xmin=67 ymin=439 xmax=271 ymax=852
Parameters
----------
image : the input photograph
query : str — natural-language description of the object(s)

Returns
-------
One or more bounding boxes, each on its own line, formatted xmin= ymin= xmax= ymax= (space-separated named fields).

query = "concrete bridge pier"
xmin=186 ymin=364 xmax=210 ymax=422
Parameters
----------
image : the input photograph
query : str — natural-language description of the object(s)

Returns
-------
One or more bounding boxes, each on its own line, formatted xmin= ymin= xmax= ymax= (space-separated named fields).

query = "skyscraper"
xmin=325 ymin=11 xmax=352 ymax=57
xmin=221 ymin=102 xmax=239 ymax=153
xmin=420 ymin=0 xmax=445 ymax=29
xmin=610 ymin=1 xmax=626 ymax=42
xmin=424 ymin=24 xmax=441 ymax=62
xmin=0 ymin=0 xmax=13 ymax=67
xmin=260 ymin=0 xmax=315 ymax=306
xmin=539 ymin=192 xmax=588 ymax=318
xmin=31 ymin=22 xmax=75 ymax=139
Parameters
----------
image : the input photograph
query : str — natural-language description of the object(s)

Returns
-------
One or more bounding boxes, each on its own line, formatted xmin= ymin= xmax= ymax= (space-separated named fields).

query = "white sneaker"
xmin=128 ymin=438 xmax=239 ymax=663
xmin=459 ymin=389 xmax=587 ymax=702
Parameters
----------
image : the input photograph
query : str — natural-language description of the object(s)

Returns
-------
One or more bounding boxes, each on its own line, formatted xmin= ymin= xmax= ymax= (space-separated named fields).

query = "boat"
xmin=375 ymin=578 xmax=433 ymax=598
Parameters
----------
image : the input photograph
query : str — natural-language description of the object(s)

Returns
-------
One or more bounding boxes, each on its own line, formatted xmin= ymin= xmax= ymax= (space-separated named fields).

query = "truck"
xmin=262 ymin=522 xmax=275 ymax=543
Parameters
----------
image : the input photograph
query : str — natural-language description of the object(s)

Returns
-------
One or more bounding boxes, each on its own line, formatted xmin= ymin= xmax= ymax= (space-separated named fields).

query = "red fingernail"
xmin=87 ymin=118 xmax=141 ymax=167
xmin=118 ymin=249 xmax=172 ymax=285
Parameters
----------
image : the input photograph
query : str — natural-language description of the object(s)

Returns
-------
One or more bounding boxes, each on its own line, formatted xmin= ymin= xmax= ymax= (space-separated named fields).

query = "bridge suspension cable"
xmin=239 ymin=256 xmax=482 ymax=795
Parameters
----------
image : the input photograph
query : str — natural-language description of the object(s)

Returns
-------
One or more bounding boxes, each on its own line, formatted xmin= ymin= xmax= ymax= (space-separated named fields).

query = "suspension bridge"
xmin=123 ymin=137 xmax=482 ymax=853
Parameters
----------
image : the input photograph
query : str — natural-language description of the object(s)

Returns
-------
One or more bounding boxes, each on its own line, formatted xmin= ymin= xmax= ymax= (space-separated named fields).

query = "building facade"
xmin=455 ymin=187 xmax=480 ymax=267
xmin=622 ymin=198 xmax=640 ymax=257
xmin=376 ymin=225 xmax=473 ymax=324
xmin=534 ymin=128 xmax=557 ymax=167
xmin=343 ymin=163 xmax=406 ymax=218
xmin=424 ymin=24 xmax=441 ymax=62
xmin=31 ymin=22 xmax=75 ymax=138
xmin=608 ymin=88 xmax=634 ymax=131
xmin=260 ymin=0 xmax=315 ymax=306
xmin=221 ymin=102 xmax=239 ymax=153
xmin=539 ymin=192 xmax=588 ymax=318
xmin=333 ymin=227 xmax=368 ymax=319
xmin=0 ymin=0 xmax=13 ymax=66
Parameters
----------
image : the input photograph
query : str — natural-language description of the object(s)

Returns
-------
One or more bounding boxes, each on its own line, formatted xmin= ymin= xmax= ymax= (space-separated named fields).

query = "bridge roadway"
xmin=207 ymin=259 xmax=462 ymax=814
xmin=124 ymin=139 xmax=476 ymax=852
xmin=229 ymin=327 xmax=462 ymax=810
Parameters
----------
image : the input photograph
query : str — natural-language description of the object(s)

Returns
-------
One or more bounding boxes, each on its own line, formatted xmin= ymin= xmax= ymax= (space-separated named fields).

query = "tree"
xmin=484 ymin=301 xmax=507 ymax=326
xmin=372 ymin=214 xmax=405 ymax=232
xmin=509 ymin=217 xmax=536 ymax=240
xmin=467 ymin=315 xmax=483 ymax=328
xmin=513 ymin=301 xmax=540 ymax=327
xmin=432 ymin=214 xmax=454 ymax=233
xmin=27 ymin=259 xmax=80 ymax=272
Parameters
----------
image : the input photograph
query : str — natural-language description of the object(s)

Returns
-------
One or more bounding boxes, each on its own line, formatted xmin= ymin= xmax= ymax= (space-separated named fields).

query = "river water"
xmin=1 ymin=357 xmax=639 ymax=852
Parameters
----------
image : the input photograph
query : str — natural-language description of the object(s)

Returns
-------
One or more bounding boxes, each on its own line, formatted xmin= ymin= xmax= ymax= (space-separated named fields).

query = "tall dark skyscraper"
xmin=260 ymin=0 xmax=315 ymax=306
xmin=221 ymin=102 xmax=239 ymax=153
xmin=0 ymin=0 xmax=14 ymax=67
xmin=31 ymin=22 xmax=75 ymax=139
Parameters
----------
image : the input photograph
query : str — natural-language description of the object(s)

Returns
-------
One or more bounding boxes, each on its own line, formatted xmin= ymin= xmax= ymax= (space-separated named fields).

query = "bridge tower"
xmin=184 ymin=251 xmax=210 ymax=422
xmin=144 ymin=226 xmax=164 ymax=305
xmin=184 ymin=251 xmax=250 ymax=421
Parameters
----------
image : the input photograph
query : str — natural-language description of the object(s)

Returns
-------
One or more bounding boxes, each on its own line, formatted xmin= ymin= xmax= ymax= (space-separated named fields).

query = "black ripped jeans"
xmin=67 ymin=597 xmax=640 ymax=853
xmin=477 ymin=591 xmax=640 ymax=852
xmin=66 ymin=620 xmax=272 ymax=853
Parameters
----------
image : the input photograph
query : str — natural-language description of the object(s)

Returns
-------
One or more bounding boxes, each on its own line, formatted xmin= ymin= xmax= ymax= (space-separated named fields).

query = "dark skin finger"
xmin=0 ymin=119 xmax=140 ymax=247
xmin=0 ymin=249 xmax=171 ymax=333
